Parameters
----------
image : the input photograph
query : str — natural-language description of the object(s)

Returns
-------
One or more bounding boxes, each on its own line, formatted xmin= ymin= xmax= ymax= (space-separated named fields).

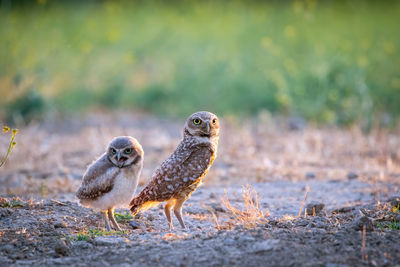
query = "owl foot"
xmin=164 ymin=203 xmax=174 ymax=230
xmin=173 ymin=198 xmax=186 ymax=229
xmin=102 ymin=211 xmax=112 ymax=232
xmin=108 ymin=208 xmax=122 ymax=231
xmin=174 ymin=208 xmax=186 ymax=229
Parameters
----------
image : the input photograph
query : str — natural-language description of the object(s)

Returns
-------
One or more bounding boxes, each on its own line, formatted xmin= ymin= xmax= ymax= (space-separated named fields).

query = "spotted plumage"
xmin=130 ymin=111 xmax=220 ymax=229
xmin=77 ymin=136 xmax=144 ymax=231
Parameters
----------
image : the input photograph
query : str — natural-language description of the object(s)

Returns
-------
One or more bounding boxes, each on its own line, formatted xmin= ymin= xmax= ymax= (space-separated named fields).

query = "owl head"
xmin=107 ymin=136 xmax=144 ymax=168
xmin=184 ymin=111 xmax=220 ymax=138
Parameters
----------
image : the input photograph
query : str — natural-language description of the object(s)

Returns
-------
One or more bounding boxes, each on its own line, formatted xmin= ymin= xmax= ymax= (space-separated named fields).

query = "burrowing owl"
xmin=77 ymin=136 xmax=143 ymax=231
xmin=130 ymin=111 xmax=220 ymax=229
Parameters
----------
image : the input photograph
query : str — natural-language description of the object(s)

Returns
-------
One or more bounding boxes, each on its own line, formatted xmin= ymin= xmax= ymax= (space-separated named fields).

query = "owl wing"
xmin=144 ymin=143 xmax=213 ymax=201
xmin=76 ymin=154 xmax=120 ymax=200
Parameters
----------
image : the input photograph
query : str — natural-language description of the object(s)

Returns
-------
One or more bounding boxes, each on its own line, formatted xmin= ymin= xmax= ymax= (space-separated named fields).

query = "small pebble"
xmin=306 ymin=172 xmax=316 ymax=179
xmin=388 ymin=196 xmax=400 ymax=208
xmin=347 ymin=172 xmax=358 ymax=180
xmin=211 ymin=203 xmax=226 ymax=213
xmin=0 ymin=208 xmax=13 ymax=218
xmin=54 ymin=240 xmax=69 ymax=256
xmin=288 ymin=116 xmax=306 ymax=131
xmin=54 ymin=221 xmax=68 ymax=228
xmin=295 ymin=219 xmax=309 ymax=227
xmin=2 ymin=244 xmax=15 ymax=254
xmin=331 ymin=206 xmax=354 ymax=214
xmin=306 ymin=202 xmax=325 ymax=215
xmin=351 ymin=216 xmax=374 ymax=231
xmin=129 ymin=221 xmax=141 ymax=229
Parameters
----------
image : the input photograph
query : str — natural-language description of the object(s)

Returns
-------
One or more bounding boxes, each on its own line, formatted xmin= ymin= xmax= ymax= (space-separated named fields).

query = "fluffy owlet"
xmin=130 ymin=111 xmax=220 ymax=229
xmin=77 ymin=136 xmax=144 ymax=231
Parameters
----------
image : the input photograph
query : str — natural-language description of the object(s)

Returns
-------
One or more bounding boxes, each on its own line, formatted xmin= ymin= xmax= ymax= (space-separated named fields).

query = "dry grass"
xmin=0 ymin=111 xmax=400 ymax=197
xmin=216 ymin=184 xmax=269 ymax=229
xmin=297 ymin=185 xmax=310 ymax=217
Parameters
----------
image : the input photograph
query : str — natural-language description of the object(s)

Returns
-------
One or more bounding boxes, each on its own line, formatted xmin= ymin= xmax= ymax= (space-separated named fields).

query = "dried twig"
xmin=361 ymin=225 xmax=367 ymax=261
xmin=298 ymin=185 xmax=310 ymax=217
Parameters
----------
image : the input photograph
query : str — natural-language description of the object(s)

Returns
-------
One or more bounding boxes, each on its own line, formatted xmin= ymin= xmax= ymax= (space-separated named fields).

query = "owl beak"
xmin=117 ymin=151 xmax=122 ymax=161
xmin=205 ymin=122 xmax=210 ymax=133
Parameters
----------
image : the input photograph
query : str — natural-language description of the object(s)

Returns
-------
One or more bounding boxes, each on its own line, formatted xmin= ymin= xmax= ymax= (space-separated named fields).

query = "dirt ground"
xmin=1 ymin=111 xmax=400 ymax=266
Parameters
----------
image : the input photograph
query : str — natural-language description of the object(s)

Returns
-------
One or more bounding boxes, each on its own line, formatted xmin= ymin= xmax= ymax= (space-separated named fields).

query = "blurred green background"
xmin=1 ymin=0 xmax=399 ymax=128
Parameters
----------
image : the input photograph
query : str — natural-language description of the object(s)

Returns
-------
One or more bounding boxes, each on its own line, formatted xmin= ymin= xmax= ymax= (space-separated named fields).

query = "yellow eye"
xmin=212 ymin=118 xmax=217 ymax=125
xmin=193 ymin=118 xmax=201 ymax=125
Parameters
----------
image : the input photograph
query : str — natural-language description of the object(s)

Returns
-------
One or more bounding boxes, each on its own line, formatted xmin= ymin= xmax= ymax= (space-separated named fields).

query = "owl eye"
xmin=212 ymin=118 xmax=217 ymax=125
xmin=110 ymin=148 xmax=117 ymax=155
xmin=193 ymin=118 xmax=202 ymax=125
xmin=124 ymin=148 xmax=132 ymax=154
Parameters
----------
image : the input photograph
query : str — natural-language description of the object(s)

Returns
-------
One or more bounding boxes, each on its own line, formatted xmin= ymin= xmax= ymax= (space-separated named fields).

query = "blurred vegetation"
xmin=0 ymin=126 xmax=18 ymax=168
xmin=1 ymin=0 xmax=399 ymax=128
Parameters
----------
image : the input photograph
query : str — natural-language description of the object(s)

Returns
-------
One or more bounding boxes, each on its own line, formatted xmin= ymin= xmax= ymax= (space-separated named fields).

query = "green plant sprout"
xmin=0 ymin=197 xmax=25 ymax=208
xmin=376 ymin=204 xmax=400 ymax=231
xmin=388 ymin=221 xmax=400 ymax=230
xmin=0 ymin=126 xmax=18 ymax=168
xmin=114 ymin=211 xmax=133 ymax=224
xmin=75 ymin=231 xmax=90 ymax=241
xmin=66 ymin=228 xmax=128 ymax=241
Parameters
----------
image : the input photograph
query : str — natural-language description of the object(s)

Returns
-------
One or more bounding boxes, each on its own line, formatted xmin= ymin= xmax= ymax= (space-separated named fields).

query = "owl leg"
xmin=173 ymin=198 xmax=187 ymax=229
xmin=107 ymin=208 xmax=122 ymax=231
xmin=164 ymin=199 xmax=175 ymax=230
xmin=102 ymin=211 xmax=111 ymax=232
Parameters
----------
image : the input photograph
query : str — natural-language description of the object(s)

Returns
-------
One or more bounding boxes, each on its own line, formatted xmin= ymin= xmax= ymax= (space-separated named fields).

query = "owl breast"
xmin=82 ymin=168 xmax=140 ymax=211
xmin=174 ymin=149 xmax=216 ymax=200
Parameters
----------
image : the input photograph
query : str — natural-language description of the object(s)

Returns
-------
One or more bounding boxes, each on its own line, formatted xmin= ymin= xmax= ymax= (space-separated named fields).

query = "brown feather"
xmin=130 ymin=141 xmax=214 ymax=213
xmin=76 ymin=154 xmax=120 ymax=200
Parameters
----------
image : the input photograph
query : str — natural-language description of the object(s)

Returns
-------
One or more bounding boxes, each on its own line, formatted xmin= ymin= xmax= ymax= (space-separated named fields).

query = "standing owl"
xmin=77 ymin=136 xmax=143 ymax=231
xmin=130 ymin=111 xmax=220 ymax=230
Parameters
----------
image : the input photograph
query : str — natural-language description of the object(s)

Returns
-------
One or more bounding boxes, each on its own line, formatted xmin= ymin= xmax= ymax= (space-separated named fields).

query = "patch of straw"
xmin=220 ymin=184 xmax=269 ymax=229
